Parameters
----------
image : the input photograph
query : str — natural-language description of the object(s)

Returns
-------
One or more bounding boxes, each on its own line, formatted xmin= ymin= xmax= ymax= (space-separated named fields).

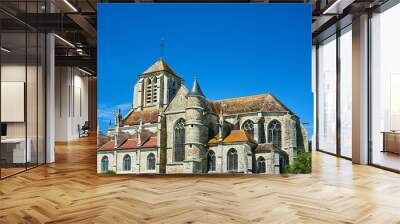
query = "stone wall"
xmin=255 ymin=152 xmax=280 ymax=174
xmin=137 ymin=148 xmax=159 ymax=174
xmin=97 ymin=147 xmax=161 ymax=174
xmin=121 ymin=75 xmax=309 ymax=174
xmin=116 ymin=150 xmax=136 ymax=174
xmin=163 ymin=110 xmax=187 ymax=173
xmin=208 ymin=143 xmax=253 ymax=173
xmin=97 ymin=151 xmax=116 ymax=173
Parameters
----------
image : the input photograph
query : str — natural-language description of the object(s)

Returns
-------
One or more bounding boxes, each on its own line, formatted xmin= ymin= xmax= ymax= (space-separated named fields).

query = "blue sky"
xmin=98 ymin=3 xmax=312 ymax=136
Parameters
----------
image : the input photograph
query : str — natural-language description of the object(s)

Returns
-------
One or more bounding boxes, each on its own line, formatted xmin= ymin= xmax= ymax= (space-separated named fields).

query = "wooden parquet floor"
xmin=1 ymin=136 xmax=400 ymax=224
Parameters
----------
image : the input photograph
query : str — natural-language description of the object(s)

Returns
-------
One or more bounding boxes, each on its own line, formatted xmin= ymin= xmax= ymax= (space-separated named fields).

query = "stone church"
xmin=97 ymin=59 xmax=308 ymax=174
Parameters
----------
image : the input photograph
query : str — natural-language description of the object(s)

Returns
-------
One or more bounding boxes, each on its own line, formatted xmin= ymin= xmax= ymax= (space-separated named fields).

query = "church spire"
xmin=115 ymin=108 xmax=123 ymax=130
xmin=188 ymin=79 xmax=205 ymax=97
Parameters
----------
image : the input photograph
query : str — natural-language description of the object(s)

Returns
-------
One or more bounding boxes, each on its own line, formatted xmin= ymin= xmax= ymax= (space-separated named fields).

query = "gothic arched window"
xmin=207 ymin=150 xmax=216 ymax=172
xmin=242 ymin=120 xmax=254 ymax=139
xmin=227 ymin=148 xmax=238 ymax=171
xmin=147 ymin=153 xmax=156 ymax=170
xmin=174 ymin=119 xmax=186 ymax=162
xmin=101 ymin=156 xmax=109 ymax=172
xmin=257 ymin=156 xmax=266 ymax=173
xmin=268 ymin=120 xmax=282 ymax=149
xmin=123 ymin=154 xmax=131 ymax=171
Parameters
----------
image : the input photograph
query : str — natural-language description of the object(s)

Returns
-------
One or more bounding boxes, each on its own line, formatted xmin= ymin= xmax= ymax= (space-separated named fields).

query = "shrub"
xmin=287 ymin=151 xmax=311 ymax=174
xmin=103 ymin=170 xmax=116 ymax=175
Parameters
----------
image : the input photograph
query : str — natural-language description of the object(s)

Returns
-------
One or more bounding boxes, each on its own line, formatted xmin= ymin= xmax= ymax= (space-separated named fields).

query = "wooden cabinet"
xmin=383 ymin=132 xmax=400 ymax=154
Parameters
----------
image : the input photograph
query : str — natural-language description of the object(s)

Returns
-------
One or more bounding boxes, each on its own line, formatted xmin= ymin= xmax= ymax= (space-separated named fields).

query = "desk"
xmin=1 ymin=138 xmax=31 ymax=163
xmin=382 ymin=132 xmax=400 ymax=155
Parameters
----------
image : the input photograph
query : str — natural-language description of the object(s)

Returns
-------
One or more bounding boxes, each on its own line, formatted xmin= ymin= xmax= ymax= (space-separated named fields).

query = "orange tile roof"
xmin=208 ymin=130 xmax=255 ymax=144
xmin=123 ymin=109 xmax=159 ymax=126
xmin=119 ymin=138 xmax=139 ymax=149
xmin=117 ymin=136 xmax=158 ymax=151
xmin=208 ymin=136 xmax=219 ymax=144
xmin=98 ymin=133 xmax=158 ymax=152
xmin=142 ymin=137 xmax=158 ymax=148
xmin=98 ymin=140 xmax=115 ymax=151
xmin=254 ymin=143 xmax=276 ymax=153
xmin=210 ymin=93 xmax=292 ymax=115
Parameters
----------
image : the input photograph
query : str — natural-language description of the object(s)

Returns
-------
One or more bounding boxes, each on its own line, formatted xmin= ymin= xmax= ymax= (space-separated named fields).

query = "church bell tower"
xmin=132 ymin=59 xmax=182 ymax=111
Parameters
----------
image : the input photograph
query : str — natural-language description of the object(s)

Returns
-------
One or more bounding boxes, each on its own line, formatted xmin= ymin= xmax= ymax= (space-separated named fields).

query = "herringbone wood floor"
xmin=1 ymin=136 xmax=400 ymax=224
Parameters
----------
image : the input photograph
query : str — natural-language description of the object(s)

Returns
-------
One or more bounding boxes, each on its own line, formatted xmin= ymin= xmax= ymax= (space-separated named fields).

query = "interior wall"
xmin=55 ymin=67 xmax=89 ymax=141
xmin=1 ymin=64 xmax=38 ymax=138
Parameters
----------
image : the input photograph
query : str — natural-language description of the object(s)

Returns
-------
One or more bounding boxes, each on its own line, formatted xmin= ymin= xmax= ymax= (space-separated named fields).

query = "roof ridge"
xmin=267 ymin=93 xmax=293 ymax=114
xmin=209 ymin=92 xmax=293 ymax=114
xmin=141 ymin=59 xmax=181 ymax=79
xmin=210 ymin=93 xmax=271 ymax=102
xmin=140 ymin=135 xmax=151 ymax=146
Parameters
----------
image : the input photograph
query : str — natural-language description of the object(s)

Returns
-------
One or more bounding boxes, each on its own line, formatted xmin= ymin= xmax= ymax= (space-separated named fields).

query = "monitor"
xmin=1 ymin=123 xmax=7 ymax=137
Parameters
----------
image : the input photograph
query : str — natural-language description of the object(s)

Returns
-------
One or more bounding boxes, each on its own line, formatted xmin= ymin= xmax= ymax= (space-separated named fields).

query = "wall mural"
xmin=97 ymin=3 xmax=312 ymax=175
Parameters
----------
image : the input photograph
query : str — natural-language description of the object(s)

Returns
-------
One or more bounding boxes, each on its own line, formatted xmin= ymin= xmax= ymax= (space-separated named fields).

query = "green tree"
xmin=287 ymin=151 xmax=312 ymax=174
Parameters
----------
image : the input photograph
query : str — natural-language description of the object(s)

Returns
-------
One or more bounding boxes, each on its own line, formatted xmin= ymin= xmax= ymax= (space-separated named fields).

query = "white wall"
xmin=1 ymin=63 xmax=47 ymax=164
xmin=1 ymin=65 xmax=26 ymax=139
xmin=55 ymin=67 xmax=89 ymax=141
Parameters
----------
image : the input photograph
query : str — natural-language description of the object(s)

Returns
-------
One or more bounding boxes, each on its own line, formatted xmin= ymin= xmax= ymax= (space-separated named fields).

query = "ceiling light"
xmin=323 ymin=0 xmax=341 ymax=14
xmin=63 ymin=0 xmax=78 ymax=12
xmin=323 ymin=0 xmax=355 ymax=15
xmin=54 ymin=34 xmax=75 ymax=48
xmin=1 ymin=47 xmax=11 ymax=53
xmin=78 ymin=67 xmax=93 ymax=76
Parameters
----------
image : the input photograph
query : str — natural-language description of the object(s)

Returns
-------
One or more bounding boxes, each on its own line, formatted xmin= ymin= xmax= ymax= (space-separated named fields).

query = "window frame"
xmin=267 ymin=120 xmax=282 ymax=149
xmin=173 ymin=118 xmax=186 ymax=162
xmin=207 ymin=150 xmax=216 ymax=172
xmin=227 ymin=148 xmax=238 ymax=172
xmin=257 ymin=156 xmax=266 ymax=173
xmin=123 ymin=154 xmax=131 ymax=171
xmin=315 ymin=23 xmax=354 ymax=161
xmin=242 ymin=120 xmax=255 ymax=140
xmin=101 ymin=156 xmax=109 ymax=172
xmin=147 ymin=153 xmax=156 ymax=170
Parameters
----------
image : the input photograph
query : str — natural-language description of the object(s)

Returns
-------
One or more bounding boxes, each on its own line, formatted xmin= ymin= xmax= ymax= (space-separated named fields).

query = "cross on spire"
xmin=160 ymin=38 xmax=165 ymax=59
